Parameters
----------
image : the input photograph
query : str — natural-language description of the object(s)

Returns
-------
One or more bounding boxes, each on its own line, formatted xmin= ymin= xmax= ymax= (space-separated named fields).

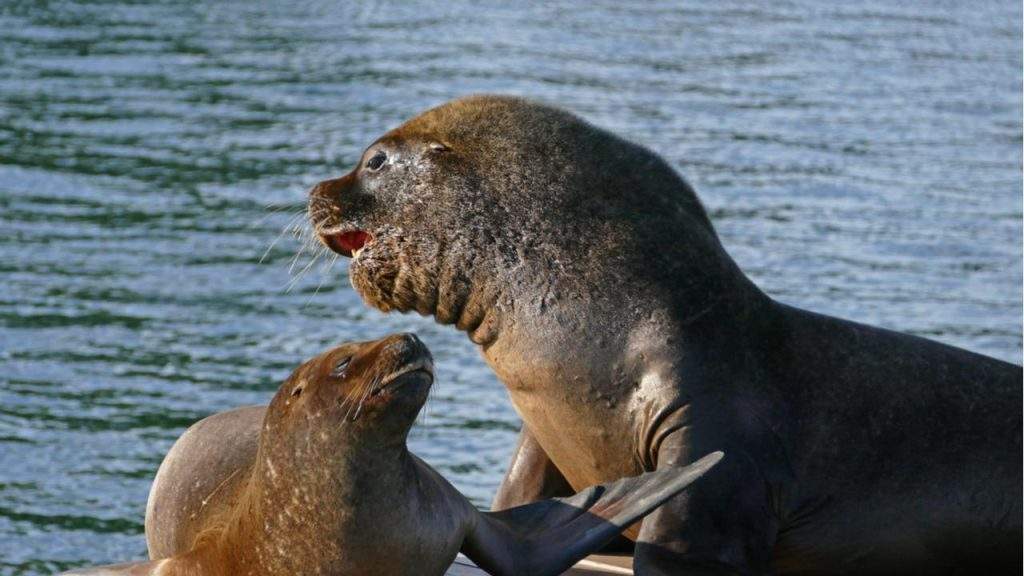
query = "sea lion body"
xmin=148 ymin=333 xmax=471 ymax=575
xmin=67 ymin=333 xmax=721 ymax=576
xmin=494 ymin=292 xmax=1021 ymax=570
xmin=147 ymin=409 xmax=475 ymax=576
xmin=308 ymin=95 xmax=1022 ymax=574
xmin=145 ymin=405 xmax=262 ymax=560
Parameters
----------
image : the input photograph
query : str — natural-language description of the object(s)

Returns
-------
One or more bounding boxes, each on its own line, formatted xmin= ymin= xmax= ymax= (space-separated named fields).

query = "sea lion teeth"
xmin=317 ymin=228 xmax=371 ymax=258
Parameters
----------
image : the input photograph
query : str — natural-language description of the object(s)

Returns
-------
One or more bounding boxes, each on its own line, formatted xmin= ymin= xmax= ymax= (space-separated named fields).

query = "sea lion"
xmin=307 ymin=95 xmax=1023 ymax=575
xmin=64 ymin=333 xmax=722 ymax=576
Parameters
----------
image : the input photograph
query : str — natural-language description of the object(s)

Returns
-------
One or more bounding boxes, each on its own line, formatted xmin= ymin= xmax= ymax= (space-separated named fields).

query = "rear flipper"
xmin=462 ymin=451 xmax=723 ymax=576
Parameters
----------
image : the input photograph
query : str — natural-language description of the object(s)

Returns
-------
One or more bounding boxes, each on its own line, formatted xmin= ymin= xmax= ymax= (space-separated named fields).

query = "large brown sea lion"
xmin=64 ymin=333 xmax=721 ymax=576
xmin=308 ymin=95 xmax=1022 ymax=575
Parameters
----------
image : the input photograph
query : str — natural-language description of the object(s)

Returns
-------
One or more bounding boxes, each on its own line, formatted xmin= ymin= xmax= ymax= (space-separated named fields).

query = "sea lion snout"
xmin=309 ymin=172 xmax=375 ymax=258
xmin=381 ymin=332 xmax=427 ymax=358
xmin=315 ymin=333 xmax=433 ymax=409
xmin=370 ymin=333 xmax=434 ymax=393
xmin=316 ymin=333 xmax=433 ymax=394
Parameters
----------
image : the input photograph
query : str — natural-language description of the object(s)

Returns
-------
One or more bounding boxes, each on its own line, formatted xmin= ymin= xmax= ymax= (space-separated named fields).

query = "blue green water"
xmin=1 ymin=1 xmax=1020 ymax=573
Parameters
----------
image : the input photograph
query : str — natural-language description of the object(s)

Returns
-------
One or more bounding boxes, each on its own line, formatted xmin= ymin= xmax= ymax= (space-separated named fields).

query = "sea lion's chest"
xmin=330 ymin=512 xmax=464 ymax=576
xmin=250 ymin=459 xmax=470 ymax=576
xmin=486 ymin=349 xmax=645 ymax=489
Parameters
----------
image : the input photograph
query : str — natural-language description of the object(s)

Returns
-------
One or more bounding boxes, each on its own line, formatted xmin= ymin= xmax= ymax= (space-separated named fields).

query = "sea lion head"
xmin=261 ymin=333 xmax=434 ymax=456
xmin=308 ymin=95 xmax=723 ymax=345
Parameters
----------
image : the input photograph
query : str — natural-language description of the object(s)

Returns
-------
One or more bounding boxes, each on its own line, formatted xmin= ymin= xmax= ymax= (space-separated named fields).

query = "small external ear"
xmin=428 ymin=142 xmax=450 ymax=153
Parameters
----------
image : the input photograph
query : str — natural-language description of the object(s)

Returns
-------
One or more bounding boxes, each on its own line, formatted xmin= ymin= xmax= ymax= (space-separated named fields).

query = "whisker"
xmin=418 ymin=372 xmax=436 ymax=430
xmin=303 ymin=252 xmax=341 ymax=308
xmin=286 ymin=246 xmax=325 ymax=293
xmin=336 ymin=392 xmax=353 ymax=421
xmin=344 ymin=375 xmax=376 ymax=422
xmin=350 ymin=382 xmax=374 ymax=421
xmin=287 ymin=237 xmax=311 ymax=275
xmin=256 ymin=203 xmax=304 ymax=226
xmin=259 ymin=208 xmax=309 ymax=264
xmin=260 ymin=212 xmax=308 ymax=264
xmin=338 ymin=374 xmax=371 ymax=422
xmin=305 ymin=204 xmax=332 ymax=224
xmin=306 ymin=205 xmax=331 ymax=218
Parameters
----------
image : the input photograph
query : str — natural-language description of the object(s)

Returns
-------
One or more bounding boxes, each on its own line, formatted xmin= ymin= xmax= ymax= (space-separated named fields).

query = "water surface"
xmin=0 ymin=1 xmax=1020 ymax=573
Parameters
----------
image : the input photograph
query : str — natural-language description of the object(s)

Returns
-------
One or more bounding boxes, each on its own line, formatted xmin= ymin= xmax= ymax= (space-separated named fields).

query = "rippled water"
xmin=1 ymin=1 xmax=1020 ymax=573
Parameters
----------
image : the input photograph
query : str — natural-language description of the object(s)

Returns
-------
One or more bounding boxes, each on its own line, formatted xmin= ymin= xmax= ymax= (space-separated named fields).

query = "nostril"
xmin=383 ymin=333 xmax=418 ymax=356
xmin=403 ymin=333 xmax=427 ymax=354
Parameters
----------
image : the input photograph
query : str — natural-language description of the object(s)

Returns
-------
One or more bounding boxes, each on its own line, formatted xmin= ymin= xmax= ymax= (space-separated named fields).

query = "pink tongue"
xmin=338 ymin=230 xmax=369 ymax=254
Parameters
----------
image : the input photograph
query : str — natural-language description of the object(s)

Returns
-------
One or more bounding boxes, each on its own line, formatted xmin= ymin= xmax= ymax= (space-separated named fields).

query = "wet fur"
xmin=308 ymin=95 xmax=1023 ymax=575
xmin=69 ymin=335 xmax=720 ymax=576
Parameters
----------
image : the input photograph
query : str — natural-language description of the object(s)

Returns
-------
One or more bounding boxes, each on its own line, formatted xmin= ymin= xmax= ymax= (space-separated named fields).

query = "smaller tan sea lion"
xmin=63 ymin=333 xmax=722 ymax=576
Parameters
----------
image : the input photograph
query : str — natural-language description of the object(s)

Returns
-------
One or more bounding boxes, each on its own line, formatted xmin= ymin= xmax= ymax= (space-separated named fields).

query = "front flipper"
xmin=462 ymin=451 xmax=723 ymax=576
xmin=492 ymin=425 xmax=574 ymax=511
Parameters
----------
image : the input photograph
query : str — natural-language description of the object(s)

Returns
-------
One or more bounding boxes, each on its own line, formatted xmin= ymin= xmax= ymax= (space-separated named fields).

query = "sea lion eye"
xmin=365 ymin=151 xmax=386 ymax=171
xmin=331 ymin=357 xmax=352 ymax=377
xmin=429 ymin=142 xmax=449 ymax=153
xmin=291 ymin=386 xmax=303 ymax=397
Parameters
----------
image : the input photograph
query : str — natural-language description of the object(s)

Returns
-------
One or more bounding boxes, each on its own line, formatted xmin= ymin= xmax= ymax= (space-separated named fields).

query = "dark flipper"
xmin=492 ymin=425 xmax=574 ymax=511
xmin=462 ymin=451 xmax=723 ymax=576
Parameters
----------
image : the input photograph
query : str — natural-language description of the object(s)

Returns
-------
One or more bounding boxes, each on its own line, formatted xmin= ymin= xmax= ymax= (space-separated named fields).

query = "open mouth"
xmin=322 ymin=230 xmax=372 ymax=258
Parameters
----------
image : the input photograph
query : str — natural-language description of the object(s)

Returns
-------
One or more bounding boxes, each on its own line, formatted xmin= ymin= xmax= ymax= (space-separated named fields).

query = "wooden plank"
xmin=446 ymin=554 xmax=633 ymax=575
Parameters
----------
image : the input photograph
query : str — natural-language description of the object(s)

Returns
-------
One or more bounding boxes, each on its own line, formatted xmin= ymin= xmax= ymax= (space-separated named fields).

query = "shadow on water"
xmin=0 ymin=0 xmax=1020 ymax=573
